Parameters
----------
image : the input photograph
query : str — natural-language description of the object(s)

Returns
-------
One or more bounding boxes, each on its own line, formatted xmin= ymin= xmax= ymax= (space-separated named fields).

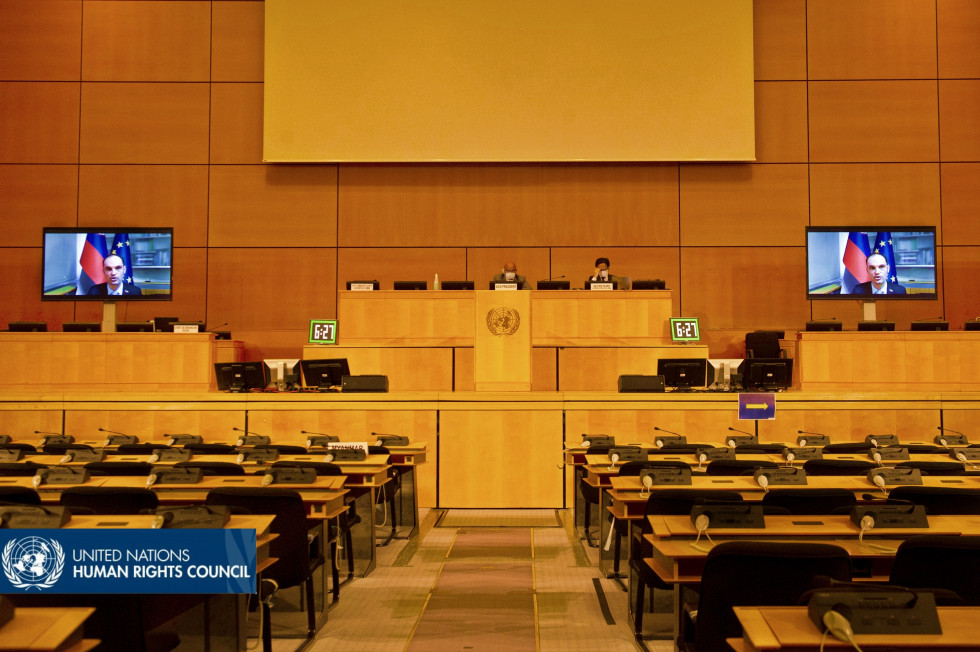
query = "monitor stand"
xmin=102 ymin=301 xmax=118 ymax=333
xmin=862 ymin=299 xmax=877 ymax=322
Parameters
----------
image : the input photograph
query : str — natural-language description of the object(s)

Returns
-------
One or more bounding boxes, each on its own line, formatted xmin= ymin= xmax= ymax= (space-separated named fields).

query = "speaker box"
xmin=617 ymin=374 xmax=665 ymax=393
xmin=342 ymin=374 xmax=389 ymax=392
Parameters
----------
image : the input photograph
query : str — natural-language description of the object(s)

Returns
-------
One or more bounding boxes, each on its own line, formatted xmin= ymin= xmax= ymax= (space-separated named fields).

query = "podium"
xmin=474 ymin=290 xmax=531 ymax=391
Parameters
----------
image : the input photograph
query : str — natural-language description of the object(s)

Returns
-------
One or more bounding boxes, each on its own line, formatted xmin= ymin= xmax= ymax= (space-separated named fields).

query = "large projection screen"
xmin=264 ymin=0 xmax=755 ymax=163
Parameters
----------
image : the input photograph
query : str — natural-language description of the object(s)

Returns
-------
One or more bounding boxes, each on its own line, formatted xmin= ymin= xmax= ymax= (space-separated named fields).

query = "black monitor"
xmin=910 ymin=320 xmax=949 ymax=331
xmin=346 ymin=280 xmax=380 ymax=290
xmin=154 ymin=317 xmax=179 ymax=332
xmin=214 ymin=361 xmax=269 ymax=392
xmin=805 ymin=320 xmax=843 ymax=331
xmin=115 ymin=321 xmax=154 ymax=332
xmin=656 ymin=358 xmax=708 ymax=390
xmin=966 ymin=321 xmax=980 ymax=331
xmin=300 ymin=358 xmax=351 ymax=391
xmin=536 ymin=280 xmax=570 ymax=290
xmin=584 ymin=280 xmax=618 ymax=290
xmin=393 ymin=281 xmax=427 ymax=290
xmin=631 ymin=279 xmax=666 ymax=290
xmin=738 ymin=358 xmax=793 ymax=390
xmin=857 ymin=321 xmax=895 ymax=331
xmin=8 ymin=321 xmax=47 ymax=332
xmin=63 ymin=322 xmax=101 ymax=333
xmin=440 ymin=281 xmax=474 ymax=290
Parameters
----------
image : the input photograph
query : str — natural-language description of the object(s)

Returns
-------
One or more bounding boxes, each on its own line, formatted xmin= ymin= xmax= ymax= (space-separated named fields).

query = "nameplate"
xmin=493 ymin=283 xmax=518 ymax=290
xmin=589 ymin=282 xmax=614 ymax=291
xmin=173 ymin=324 xmax=199 ymax=334
xmin=349 ymin=283 xmax=376 ymax=291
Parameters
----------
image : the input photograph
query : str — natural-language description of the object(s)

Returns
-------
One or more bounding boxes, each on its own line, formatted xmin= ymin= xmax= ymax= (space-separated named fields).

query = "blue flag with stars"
xmin=109 ymin=233 xmax=135 ymax=285
xmin=873 ymin=232 xmax=898 ymax=284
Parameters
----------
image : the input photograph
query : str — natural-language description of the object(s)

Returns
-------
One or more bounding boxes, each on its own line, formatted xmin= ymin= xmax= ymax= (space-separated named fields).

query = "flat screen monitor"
xmin=805 ymin=320 xmax=843 ymax=332
xmin=806 ymin=227 xmax=937 ymax=299
xmin=62 ymin=322 xmax=101 ymax=333
xmin=966 ymin=321 xmax=980 ymax=331
xmin=264 ymin=358 xmax=301 ymax=389
xmin=42 ymin=228 xmax=173 ymax=301
xmin=584 ymin=280 xmax=618 ymax=290
xmin=214 ymin=361 xmax=269 ymax=392
xmin=153 ymin=317 xmax=179 ymax=332
xmin=346 ymin=280 xmax=380 ymax=290
xmin=8 ymin=322 xmax=47 ymax=332
xmin=440 ymin=281 xmax=474 ymax=290
xmin=300 ymin=358 xmax=351 ymax=390
xmin=536 ymin=280 xmax=570 ymax=290
xmin=393 ymin=281 xmax=427 ymax=290
xmin=632 ymin=279 xmax=666 ymax=290
xmin=858 ymin=321 xmax=895 ymax=331
xmin=909 ymin=320 xmax=949 ymax=331
xmin=656 ymin=358 xmax=708 ymax=390
xmin=738 ymin=358 xmax=793 ymax=390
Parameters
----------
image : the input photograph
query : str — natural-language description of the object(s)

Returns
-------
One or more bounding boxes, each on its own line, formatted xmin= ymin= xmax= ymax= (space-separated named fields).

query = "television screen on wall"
xmin=42 ymin=228 xmax=173 ymax=301
xmin=805 ymin=227 xmax=936 ymax=300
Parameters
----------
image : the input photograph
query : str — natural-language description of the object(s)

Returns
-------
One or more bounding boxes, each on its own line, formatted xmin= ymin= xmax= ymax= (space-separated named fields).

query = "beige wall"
xmin=1 ymin=0 xmax=979 ymax=360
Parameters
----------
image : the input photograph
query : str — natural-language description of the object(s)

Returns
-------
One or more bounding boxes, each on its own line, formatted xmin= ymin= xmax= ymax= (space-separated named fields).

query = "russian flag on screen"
xmin=841 ymin=232 xmax=871 ymax=294
xmin=77 ymin=232 xmax=108 ymax=295
xmin=110 ymin=233 xmax=135 ymax=285
xmin=873 ymin=232 xmax=898 ymax=283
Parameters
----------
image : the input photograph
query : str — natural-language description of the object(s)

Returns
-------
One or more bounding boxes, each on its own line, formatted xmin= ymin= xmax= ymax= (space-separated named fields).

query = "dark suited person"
xmin=492 ymin=261 xmax=530 ymax=289
xmin=86 ymin=254 xmax=142 ymax=296
xmin=852 ymin=253 xmax=906 ymax=295
xmin=588 ymin=257 xmax=630 ymax=290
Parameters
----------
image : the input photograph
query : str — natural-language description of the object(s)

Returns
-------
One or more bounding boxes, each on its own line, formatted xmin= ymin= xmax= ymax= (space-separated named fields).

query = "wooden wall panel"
xmin=210 ymin=83 xmax=263 ymax=164
xmin=336 ymin=247 xmax=466 ymax=290
xmin=465 ymin=247 xmax=551 ymax=290
xmin=809 ymin=81 xmax=940 ymax=162
xmin=79 ymin=82 xmax=209 ymax=164
xmin=0 ymin=409 xmax=65 ymax=441
xmin=679 ymin=164 xmax=809 ymax=246
xmin=208 ymin=165 xmax=338 ymax=247
xmin=0 ymin=82 xmax=79 ymax=163
xmin=0 ymin=0 xmax=81 ymax=81
xmin=937 ymin=0 xmax=980 ymax=78
xmin=78 ymin=165 xmax=209 ymax=246
xmin=939 ymin=80 xmax=980 ymax=162
xmin=81 ymin=0 xmax=210 ymax=82
xmin=228 ymin=329 xmax=311 ymax=361
xmin=809 ymin=163 xmax=941 ymax=225
xmin=0 ymin=247 xmax=76 ymax=324
xmin=207 ymin=248 xmax=337 ymax=331
xmin=211 ymin=0 xmax=264 ymax=82
xmin=940 ymin=164 xmax=980 ymax=245
xmin=752 ymin=0 xmax=806 ymax=81
xmin=0 ymin=165 xmax=77 ymax=245
xmin=754 ymin=82 xmax=808 ymax=163
xmin=64 ymin=409 xmax=244 ymax=442
xmin=807 ymin=0 xmax=937 ymax=80
xmin=681 ymin=247 xmax=809 ymax=330
xmin=937 ymin=246 xmax=980 ymax=327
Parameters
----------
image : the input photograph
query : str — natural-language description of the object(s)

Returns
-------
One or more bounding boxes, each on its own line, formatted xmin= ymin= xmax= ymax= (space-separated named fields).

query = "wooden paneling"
xmin=752 ymin=0 xmax=806 ymax=81
xmin=754 ymin=82 xmax=808 ymax=163
xmin=211 ymin=0 xmax=264 ymax=82
xmin=531 ymin=291 xmax=674 ymax=346
xmin=336 ymin=291 xmax=475 ymax=346
xmin=558 ymin=346 xmax=710 ymax=391
xmin=937 ymin=246 xmax=980 ymax=327
xmin=64 ymin=409 xmax=244 ymax=442
xmin=81 ymin=0 xmax=210 ymax=82
xmin=225 ymin=329 xmax=312 ymax=362
xmin=336 ymin=247 xmax=466 ymax=291
xmin=207 ymin=248 xmax=337 ymax=331
xmin=0 ymin=247 xmax=76 ymax=325
xmin=0 ymin=0 xmax=81 ymax=81
xmin=301 ymin=345 xmax=455 ymax=391
xmin=807 ymin=0 xmax=937 ymax=80
xmin=808 ymin=81 xmax=940 ymax=162
xmin=210 ymin=83 xmax=263 ymax=164
xmin=0 ymin=409 xmax=65 ymax=441
xmin=0 ymin=165 xmax=78 ymax=245
xmin=565 ymin=407 xmax=751 ymax=446
xmin=940 ymin=164 xmax=980 ymax=245
xmin=809 ymin=163 xmax=941 ymax=225
xmin=0 ymin=82 xmax=80 ymax=163
xmin=465 ymin=248 xmax=551 ymax=290
xmin=679 ymin=164 xmax=809 ymax=246
xmin=939 ymin=80 xmax=980 ymax=162
xmin=78 ymin=165 xmax=209 ymax=246
xmin=681 ymin=247 xmax=809 ymax=330
xmin=762 ymin=407 xmax=941 ymax=443
xmin=937 ymin=0 xmax=980 ymax=78
xmin=208 ymin=165 xmax=338 ymax=247
xmin=454 ymin=347 xmax=557 ymax=391
xmin=79 ymin=82 xmax=209 ymax=163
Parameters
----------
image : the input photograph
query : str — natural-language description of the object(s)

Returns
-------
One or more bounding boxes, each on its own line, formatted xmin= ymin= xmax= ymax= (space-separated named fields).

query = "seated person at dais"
xmin=588 ymin=257 xmax=629 ymax=290
xmin=491 ymin=261 xmax=530 ymax=289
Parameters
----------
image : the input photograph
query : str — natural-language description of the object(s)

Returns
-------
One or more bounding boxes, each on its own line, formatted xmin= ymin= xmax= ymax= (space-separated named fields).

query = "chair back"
xmin=802 ymin=459 xmax=875 ymax=476
xmin=84 ymin=461 xmax=153 ymax=476
xmin=0 ymin=462 xmax=47 ymax=477
xmin=895 ymin=461 xmax=965 ymax=476
xmin=176 ymin=461 xmax=245 ymax=476
xmin=886 ymin=486 xmax=980 ymax=514
xmin=60 ymin=487 xmax=158 ymax=515
xmin=272 ymin=460 xmax=342 ymax=476
xmin=745 ymin=331 xmax=783 ymax=358
xmin=890 ymin=535 xmax=980 ymax=605
xmin=0 ymin=486 xmax=41 ymax=505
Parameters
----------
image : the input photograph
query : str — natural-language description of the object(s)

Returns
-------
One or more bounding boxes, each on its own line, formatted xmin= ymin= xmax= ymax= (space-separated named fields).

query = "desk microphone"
xmin=537 ymin=274 xmax=566 ymax=283
xmin=232 ymin=427 xmax=265 ymax=436
xmin=727 ymin=426 xmax=754 ymax=447
xmin=300 ymin=430 xmax=332 ymax=436
xmin=654 ymin=426 xmax=683 ymax=448
xmin=34 ymin=430 xmax=63 ymax=436
xmin=796 ymin=429 xmax=827 ymax=447
xmin=871 ymin=449 xmax=883 ymax=465
xmin=206 ymin=322 xmax=229 ymax=332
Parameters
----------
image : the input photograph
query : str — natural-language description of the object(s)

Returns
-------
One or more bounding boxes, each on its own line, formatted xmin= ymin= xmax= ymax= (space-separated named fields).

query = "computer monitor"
xmin=214 ymin=361 xmax=269 ymax=392
xmin=264 ymin=358 xmax=301 ymax=389
xmin=656 ymin=358 xmax=708 ymax=390
xmin=536 ymin=280 xmax=570 ymax=290
xmin=857 ymin=321 xmax=895 ymax=331
xmin=8 ymin=322 xmax=47 ymax=332
xmin=440 ymin=281 xmax=474 ymax=290
xmin=805 ymin=320 xmax=843 ymax=331
xmin=393 ymin=281 xmax=427 ymax=290
xmin=346 ymin=280 xmax=380 ymax=290
xmin=910 ymin=320 xmax=949 ymax=331
xmin=300 ymin=358 xmax=351 ymax=391
xmin=631 ymin=279 xmax=666 ymax=290
xmin=153 ymin=317 xmax=179 ymax=332
xmin=63 ymin=322 xmax=101 ymax=333
xmin=115 ymin=321 xmax=154 ymax=332
xmin=966 ymin=321 xmax=980 ymax=331
xmin=738 ymin=358 xmax=793 ymax=390
xmin=584 ymin=280 xmax=618 ymax=290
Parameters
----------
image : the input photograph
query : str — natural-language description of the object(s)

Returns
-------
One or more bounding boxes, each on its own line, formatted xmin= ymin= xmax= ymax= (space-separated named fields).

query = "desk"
xmin=0 ymin=607 xmax=98 ymax=652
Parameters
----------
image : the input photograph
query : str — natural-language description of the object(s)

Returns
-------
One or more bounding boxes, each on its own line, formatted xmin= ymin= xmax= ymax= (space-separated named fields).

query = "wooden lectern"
xmin=474 ymin=290 xmax=531 ymax=391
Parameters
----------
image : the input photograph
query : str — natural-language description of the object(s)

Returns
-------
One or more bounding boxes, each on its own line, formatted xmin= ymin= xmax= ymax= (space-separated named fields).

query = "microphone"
xmin=206 ymin=322 xmax=229 ymax=332
xmin=301 ymin=430 xmax=332 ymax=436
xmin=871 ymin=449 xmax=883 ymax=465
xmin=756 ymin=473 xmax=769 ymax=492
xmin=537 ymin=274 xmax=566 ymax=282
xmin=937 ymin=426 xmax=965 ymax=435
xmin=608 ymin=451 xmax=620 ymax=471
xmin=34 ymin=430 xmax=63 ymax=436
xmin=797 ymin=429 xmax=824 ymax=435
xmin=98 ymin=428 xmax=130 ymax=436
xmin=233 ymin=426 xmax=266 ymax=436
xmin=654 ymin=426 xmax=683 ymax=447
xmin=727 ymin=426 xmax=754 ymax=447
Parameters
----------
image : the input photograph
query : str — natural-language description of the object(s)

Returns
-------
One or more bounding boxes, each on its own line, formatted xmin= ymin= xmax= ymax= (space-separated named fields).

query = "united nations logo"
xmin=3 ymin=536 xmax=65 ymax=590
xmin=486 ymin=307 xmax=520 ymax=336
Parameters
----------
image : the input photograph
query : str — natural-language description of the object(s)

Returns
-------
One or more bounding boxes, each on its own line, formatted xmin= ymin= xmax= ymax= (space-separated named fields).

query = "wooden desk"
xmin=734 ymin=605 xmax=980 ymax=651
xmin=0 ymin=607 xmax=98 ymax=652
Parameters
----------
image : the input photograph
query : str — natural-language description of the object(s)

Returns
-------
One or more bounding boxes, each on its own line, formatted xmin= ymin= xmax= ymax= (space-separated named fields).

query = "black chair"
xmin=885 ymin=486 xmax=980 ymax=514
xmin=890 ymin=535 xmax=980 ymax=605
xmin=822 ymin=442 xmax=873 ymax=454
xmin=733 ymin=444 xmax=786 ymax=454
xmin=84 ymin=461 xmax=153 ymax=476
xmin=175 ymin=461 xmax=245 ymax=476
xmin=802 ymin=459 xmax=876 ymax=476
xmin=60 ymin=487 xmax=158 ymax=515
xmin=42 ymin=443 xmax=94 ymax=455
xmin=690 ymin=541 xmax=851 ymax=651
xmin=705 ymin=459 xmax=778 ymax=476
xmin=0 ymin=486 xmax=41 ymax=505
xmin=745 ymin=330 xmax=785 ymax=358
xmin=761 ymin=488 xmax=855 ymax=515
xmin=629 ymin=489 xmax=743 ymax=642
xmin=0 ymin=443 xmax=38 ymax=453
xmin=367 ymin=446 xmax=399 ymax=545
xmin=0 ymin=462 xmax=47 ymax=477
xmin=651 ymin=444 xmax=714 ymax=454
xmin=183 ymin=443 xmax=238 ymax=454
xmin=902 ymin=444 xmax=944 ymax=454
xmin=206 ymin=488 xmax=324 ymax=646
xmin=895 ymin=460 xmax=965 ymax=476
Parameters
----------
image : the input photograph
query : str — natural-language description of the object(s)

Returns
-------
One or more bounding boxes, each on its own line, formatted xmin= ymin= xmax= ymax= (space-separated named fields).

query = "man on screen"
xmin=852 ymin=253 xmax=906 ymax=295
xmin=491 ymin=261 xmax=530 ymax=289
xmin=86 ymin=255 xmax=142 ymax=296
xmin=588 ymin=257 xmax=630 ymax=290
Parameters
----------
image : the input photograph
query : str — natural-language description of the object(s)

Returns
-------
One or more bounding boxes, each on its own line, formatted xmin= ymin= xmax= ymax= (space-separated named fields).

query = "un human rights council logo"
xmin=3 ymin=536 xmax=65 ymax=590
xmin=486 ymin=307 xmax=520 ymax=336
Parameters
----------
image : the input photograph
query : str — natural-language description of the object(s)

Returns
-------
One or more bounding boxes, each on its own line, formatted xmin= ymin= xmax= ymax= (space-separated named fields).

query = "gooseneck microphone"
xmin=654 ymin=427 xmax=682 ymax=436
xmin=34 ymin=430 xmax=63 ymax=436
xmin=728 ymin=426 xmax=754 ymax=436
xmin=98 ymin=428 xmax=131 ymax=436
xmin=301 ymin=430 xmax=332 ymax=436
xmin=232 ymin=426 xmax=266 ymax=437
xmin=797 ymin=429 xmax=824 ymax=436
xmin=937 ymin=426 xmax=965 ymax=435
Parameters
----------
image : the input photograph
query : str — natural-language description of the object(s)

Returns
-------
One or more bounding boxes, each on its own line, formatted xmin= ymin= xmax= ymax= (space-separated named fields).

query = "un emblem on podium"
xmin=486 ymin=307 xmax=520 ymax=336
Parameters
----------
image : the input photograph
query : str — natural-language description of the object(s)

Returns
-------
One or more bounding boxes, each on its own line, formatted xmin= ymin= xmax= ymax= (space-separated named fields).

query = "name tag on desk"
xmin=349 ymin=283 xmax=376 ymax=291
xmin=493 ymin=283 xmax=518 ymax=290
xmin=589 ymin=282 xmax=614 ymax=291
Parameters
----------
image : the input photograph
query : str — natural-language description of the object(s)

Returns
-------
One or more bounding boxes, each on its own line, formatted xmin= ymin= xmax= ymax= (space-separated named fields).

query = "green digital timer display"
xmin=308 ymin=319 xmax=338 ymax=344
xmin=669 ymin=318 xmax=700 ymax=342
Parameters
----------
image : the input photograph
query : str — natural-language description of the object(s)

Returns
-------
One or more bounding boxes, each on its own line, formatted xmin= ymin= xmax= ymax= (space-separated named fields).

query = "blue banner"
xmin=0 ymin=529 xmax=256 ymax=594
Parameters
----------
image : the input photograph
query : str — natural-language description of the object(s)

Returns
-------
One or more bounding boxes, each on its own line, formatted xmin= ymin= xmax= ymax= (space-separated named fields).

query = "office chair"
xmin=367 ymin=445 xmax=399 ymax=545
xmin=60 ymin=487 xmax=159 ymax=515
xmin=744 ymin=331 xmax=785 ymax=358
xmin=760 ymin=488 xmax=855 ymax=515
xmin=821 ymin=442 xmax=873 ymax=454
xmin=802 ymin=459 xmax=876 ymax=476
xmin=0 ymin=462 xmax=47 ymax=477
xmin=0 ymin=486 xmax=42 ymax=505
xmin=0 ymin=443 xmax=38 ymax=453
xmin=42 ymin=443 xmax=94 ymax=455
xmin=895 ymin=460 xmax=965 ymax=476
xmin=84 ymin=461 xmax=153 ymax=476
xmin=629 ymin=489 xmax=743 ymax=642
xmin=885 ymin=486 xmax=980 ymax=514
xmin=704 ymin=459 xmax=778 ymax=476
xmin=689 ymin=541 xmax=851 ymax=652
xmin=890 ymin=535 xmax=980 ymax=605
xmin=206 ymin=488 xmax=324 ymax=647
xmin=175 ymin=461 xmax=245 ymax=476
